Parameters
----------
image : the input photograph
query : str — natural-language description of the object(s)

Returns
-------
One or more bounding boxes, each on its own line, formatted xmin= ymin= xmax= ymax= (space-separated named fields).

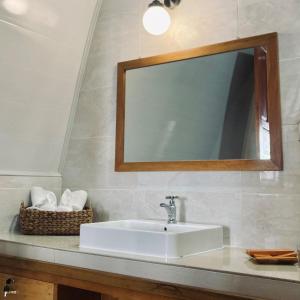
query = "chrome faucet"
xmin=160 ymin=196 xmax=178 ymax=224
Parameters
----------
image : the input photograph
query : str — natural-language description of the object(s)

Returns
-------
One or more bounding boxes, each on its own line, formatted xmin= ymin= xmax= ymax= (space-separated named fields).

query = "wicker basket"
xmin=19 ymin=202 xmax=93 ymax=235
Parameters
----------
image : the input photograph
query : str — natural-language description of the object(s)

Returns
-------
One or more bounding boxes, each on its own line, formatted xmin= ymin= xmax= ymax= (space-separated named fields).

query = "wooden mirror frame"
xmin=115 ymin=33 xmax=282 ymax=172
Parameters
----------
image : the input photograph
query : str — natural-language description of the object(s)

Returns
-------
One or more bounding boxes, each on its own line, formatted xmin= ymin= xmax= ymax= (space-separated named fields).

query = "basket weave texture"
xmin=19 ymin=202 xmax=93 ymax=235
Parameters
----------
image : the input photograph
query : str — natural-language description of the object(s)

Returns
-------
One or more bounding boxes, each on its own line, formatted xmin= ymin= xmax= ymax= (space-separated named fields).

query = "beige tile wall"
xmin=62 ymin=0 xmax=300 ymax=248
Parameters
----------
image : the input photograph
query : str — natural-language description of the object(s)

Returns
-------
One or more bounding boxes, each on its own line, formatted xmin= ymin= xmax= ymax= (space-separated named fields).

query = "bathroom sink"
xmin=80 ymin=220 xmax=223 ymax=258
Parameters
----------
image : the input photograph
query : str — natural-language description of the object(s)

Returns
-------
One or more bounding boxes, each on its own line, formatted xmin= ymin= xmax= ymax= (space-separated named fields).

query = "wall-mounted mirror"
xmin=115 ymin=33 xmax=282 ymax=171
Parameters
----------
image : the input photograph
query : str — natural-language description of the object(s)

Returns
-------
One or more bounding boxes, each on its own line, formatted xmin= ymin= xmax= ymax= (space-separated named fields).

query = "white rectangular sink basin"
xmin=80 ymin=220 xmax=223 ymax=258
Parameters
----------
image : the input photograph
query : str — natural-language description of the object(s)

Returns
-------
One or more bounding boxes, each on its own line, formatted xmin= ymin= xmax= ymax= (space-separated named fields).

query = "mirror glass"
xmin=124 ymin=48 xmax=267 ymax=162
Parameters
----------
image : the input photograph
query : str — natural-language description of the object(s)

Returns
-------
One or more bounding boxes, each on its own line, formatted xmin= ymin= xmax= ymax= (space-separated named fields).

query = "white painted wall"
xmin=62 ymin=0 xmax=300 ymax=248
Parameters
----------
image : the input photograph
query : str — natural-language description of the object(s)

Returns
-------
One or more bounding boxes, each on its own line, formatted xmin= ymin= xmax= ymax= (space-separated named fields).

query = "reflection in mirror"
xmin=116 ymin=33 xmax=282 ymax=171
xmin=124 ymin=48 xmax=266 ymax=162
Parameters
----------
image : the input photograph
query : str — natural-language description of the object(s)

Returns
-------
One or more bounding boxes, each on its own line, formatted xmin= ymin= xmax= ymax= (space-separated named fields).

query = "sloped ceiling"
xmin=0 ymin=0 xmax=100 ymax=175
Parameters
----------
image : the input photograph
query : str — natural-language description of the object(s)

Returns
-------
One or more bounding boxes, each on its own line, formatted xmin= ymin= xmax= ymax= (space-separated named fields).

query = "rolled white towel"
xmin=60 ymin=189 xmax=87 ymax=211
xmin=56 ymin=205 xmax=73 ymax=212
xmin=27 ymin=204 xmax=57 ymax=211
xmin=31 ymin=186 xmax=48 ymax=207
xmin=29 ymin=186 xmax=57 ymax=211
xmin=45 ymin=191 xmax=57 ymax=207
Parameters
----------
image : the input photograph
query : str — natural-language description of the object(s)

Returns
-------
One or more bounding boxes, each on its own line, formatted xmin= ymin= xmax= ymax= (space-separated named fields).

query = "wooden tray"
xmin=246 ymin=249 xmax=298 ymax=265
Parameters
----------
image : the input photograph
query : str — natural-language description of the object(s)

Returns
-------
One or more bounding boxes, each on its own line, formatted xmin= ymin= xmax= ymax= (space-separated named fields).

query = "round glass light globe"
xmin=143 ymin=6 xmax=171 ymax=35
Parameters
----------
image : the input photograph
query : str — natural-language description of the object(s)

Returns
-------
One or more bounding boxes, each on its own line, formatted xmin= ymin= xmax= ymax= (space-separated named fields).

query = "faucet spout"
xmin=160 ymin=196 xmax=178 ymax=224
xmin=160 ymin=203 xmax=172 ymax=217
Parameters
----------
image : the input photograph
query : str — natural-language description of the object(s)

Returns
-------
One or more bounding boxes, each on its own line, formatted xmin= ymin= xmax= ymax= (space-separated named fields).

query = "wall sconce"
xmin=143 ymin=0 xmax=181 ymax=36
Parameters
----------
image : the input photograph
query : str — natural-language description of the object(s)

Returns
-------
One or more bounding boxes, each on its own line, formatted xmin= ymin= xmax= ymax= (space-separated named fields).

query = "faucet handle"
xmin=165 ymin=196 xmax=179 ymax=200
xmin=165 ymin=195 xmax=178 ymax=204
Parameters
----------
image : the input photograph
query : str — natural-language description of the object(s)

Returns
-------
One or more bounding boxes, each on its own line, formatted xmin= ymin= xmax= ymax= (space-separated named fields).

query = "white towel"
xmin=56 ymin=205 xmax=73 ymax=212
xmin=60 ymin=189 xmax=87 ymax=211
xmin=28 ymin=186 xmax=57 ymax=211
xmin=27 ymin=187 xmax=87 ymax=212
xmin=27 ymin=204 xmax=57 ymax=211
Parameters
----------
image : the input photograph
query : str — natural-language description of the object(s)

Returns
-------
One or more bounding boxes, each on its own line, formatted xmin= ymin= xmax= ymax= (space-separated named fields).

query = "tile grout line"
xmin=280 ymin=56 xmax=300 ymax=62
xmin=69 ymin=136 xmax=113 ymax=141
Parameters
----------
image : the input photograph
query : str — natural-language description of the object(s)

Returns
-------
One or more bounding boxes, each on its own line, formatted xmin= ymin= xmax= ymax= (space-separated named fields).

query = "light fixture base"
xmin=148 ymin=0 xmax=164 ymax=8
xmin=164 ymin=0 xmax=181 ymax=8
xmin=148 ymin=0 xmax=181 ymax=8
